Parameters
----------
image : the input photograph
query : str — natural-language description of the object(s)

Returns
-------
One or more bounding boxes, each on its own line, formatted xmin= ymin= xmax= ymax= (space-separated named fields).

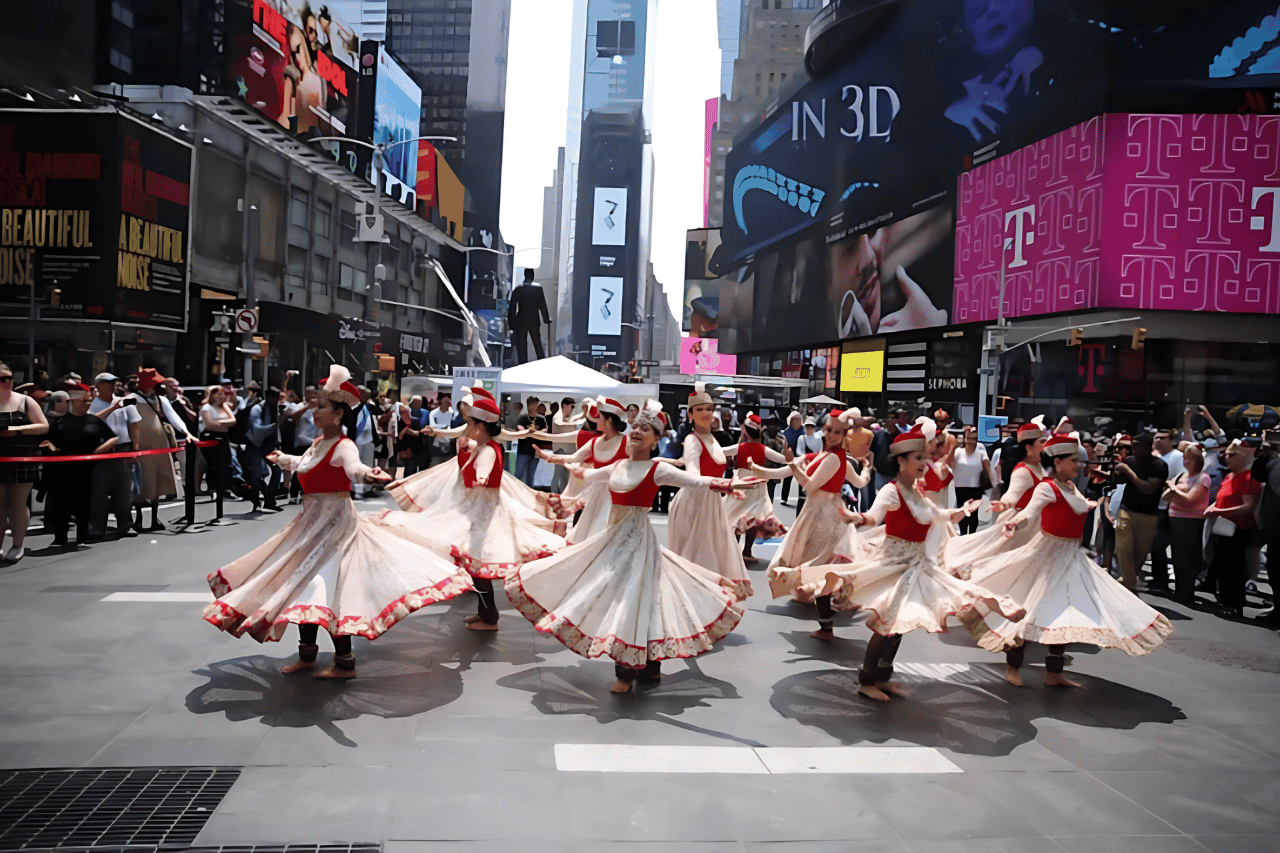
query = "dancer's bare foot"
xmin=610 ymin=679 xmax=632 ymax=694
xmin=280 ymin=659 xmax=314 ymax=674
xmin=858 ymin=684 xmax=892 ymax=702
xmin=314 ymin=666 xmax=356 ymax=680
xmin=810 ymin=627 xmax=835 ymax=640
xmin=1004 ymin=666 xmax=1023 ymax=687
xmin=877 ymin=681 xmax=907 ymax=697
xmin=1045 ymin=672 xmax=1083 ymax=688
xmin=466 ymin=620 xmax=499 ymax=631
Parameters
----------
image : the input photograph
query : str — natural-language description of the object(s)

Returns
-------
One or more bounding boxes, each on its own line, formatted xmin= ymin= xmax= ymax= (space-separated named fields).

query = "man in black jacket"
xmin=507 ymin=268 xmax=550 ymax=364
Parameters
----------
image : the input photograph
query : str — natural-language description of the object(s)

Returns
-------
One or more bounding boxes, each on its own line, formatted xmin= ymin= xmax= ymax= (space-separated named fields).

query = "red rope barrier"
xmin=0 ymin=441 xmax=219 ymax=464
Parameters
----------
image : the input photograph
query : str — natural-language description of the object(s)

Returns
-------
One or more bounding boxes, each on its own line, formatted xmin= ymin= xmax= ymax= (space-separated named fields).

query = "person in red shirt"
xmin=1203 ymin=440 xmax=1262 ymax=618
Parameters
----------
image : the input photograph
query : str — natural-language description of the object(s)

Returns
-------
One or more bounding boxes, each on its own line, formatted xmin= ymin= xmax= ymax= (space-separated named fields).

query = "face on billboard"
xmin=592 ymin=187 xmax=628 ymax=246
xmin=230 ymin=0 xmax=359 ymax=141
xmin=714 ymin=0 xmax=1108 ymax=272
xmin=721 ymin=199 xmax=954 ymax=354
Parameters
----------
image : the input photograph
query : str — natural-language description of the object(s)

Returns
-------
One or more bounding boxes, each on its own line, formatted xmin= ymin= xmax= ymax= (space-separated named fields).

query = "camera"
xmin=120 ymin=398 xmax=138 ymax=407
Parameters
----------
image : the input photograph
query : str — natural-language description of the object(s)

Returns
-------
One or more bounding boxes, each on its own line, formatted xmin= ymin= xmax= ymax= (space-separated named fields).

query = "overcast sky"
xmin=499 ymin=0 xmax=721 ymax=322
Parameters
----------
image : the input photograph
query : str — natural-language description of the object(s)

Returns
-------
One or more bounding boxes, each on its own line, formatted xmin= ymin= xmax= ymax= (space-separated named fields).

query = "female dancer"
xmin=536 ymin=396 xmax=629 ymax=543
xmin=749 ymin=408 xmax=870 ymax=603
xmin=943 ymin=416 xmax=1049 ymax=575
xmin=813 ymin=421 xmax=1024 ymax=701
xmin=203 ymin=366 xmax=474 ymax=678
xmin=667 ymin=384 xmax=753 ymax=600
xmin=0 ymin=362 xmax=48 ymax=562
xmin=960 ymin=433 xmax=1173 ymax=687
xmin=378 ymin=392 xmax=566 ymax=631
xmin=506 ymin=400 xmax=752 ymax=693
xmin=722 ymin=412 xmax=790 ymax=563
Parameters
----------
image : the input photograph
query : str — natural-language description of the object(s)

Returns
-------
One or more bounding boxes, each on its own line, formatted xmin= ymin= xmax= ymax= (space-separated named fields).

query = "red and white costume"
xmin=506 ymin=433 xmax=743 ymax=670
xmin=961 ymin=436 xmax=1173 ymax=655
xmin=204 ymin=370 xmax=474 ymax=643
xmin=549 ymin=397 xmax=629 ymax=544
xmin=668 ymin=430 xmax=752 ymax=601
xmin=721 ymin=414 xmax=789 ymax=540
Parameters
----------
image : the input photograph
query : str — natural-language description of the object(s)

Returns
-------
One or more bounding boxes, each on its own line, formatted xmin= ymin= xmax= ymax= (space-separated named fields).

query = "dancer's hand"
xmin=367 ymin=467 xmax=392 ymax=484
xmin=569 ymin=464 xmax=586 ymax=480
xmin=384 ymin=479 xmax=401 ymax=490
xmin=266 ymin=450 xmax=282 ymax=464
xmin=536 ymin=447 xmax=552 ymax=462
xmin=962 ymin=498 xmax=981 ymax=515
xmin=990 ymin=500 xmax=1008 ymax=514
xmin=1002 ymin=520 xmax=1019 ymax=538
xmin=733 ymin=475 xmax=764 ymax=489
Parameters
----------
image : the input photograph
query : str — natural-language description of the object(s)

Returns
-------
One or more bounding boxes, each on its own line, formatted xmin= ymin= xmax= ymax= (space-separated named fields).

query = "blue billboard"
xmin=372 ymin=45 xmax=422 ymax=190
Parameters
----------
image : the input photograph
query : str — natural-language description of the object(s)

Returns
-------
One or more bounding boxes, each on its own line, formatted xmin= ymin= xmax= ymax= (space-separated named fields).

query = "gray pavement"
xmin=2 ymin=493 xmax=1280 ymax=852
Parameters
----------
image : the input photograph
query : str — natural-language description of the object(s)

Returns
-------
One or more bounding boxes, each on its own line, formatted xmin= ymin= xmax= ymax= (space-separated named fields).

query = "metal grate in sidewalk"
xmin=0 ymin=767 xmax=240 ymax=851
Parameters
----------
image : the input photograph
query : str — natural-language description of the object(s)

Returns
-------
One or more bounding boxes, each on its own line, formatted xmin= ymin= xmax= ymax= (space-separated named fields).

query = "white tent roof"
xmin=498 ymin=356 xmax=658 ymax=397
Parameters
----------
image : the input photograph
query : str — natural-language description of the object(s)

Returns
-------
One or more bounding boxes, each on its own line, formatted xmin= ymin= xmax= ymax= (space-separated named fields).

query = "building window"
xmin=286 ymin=246 xmax=306 ymax=290
xmin=289 ymin=188 xmax=309 ymax=228
xmin=596 ymin=19 xmax=636 ymax=57
xmin=339 ymin=263 xmax=367 ymax=301
xmin=339 ymin=208 xmax=357 ymax=244
xmin=310 ymin=255 xmax=330 ymax=295
xmin=313 ymin=198 xmax=332 ymax=239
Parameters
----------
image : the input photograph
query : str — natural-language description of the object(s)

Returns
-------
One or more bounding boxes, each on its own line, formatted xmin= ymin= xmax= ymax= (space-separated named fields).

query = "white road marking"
xmin=101 ymin=591 xmax=214 ymax=603
xmin=554 ymin=743 xmax=962 ymax=774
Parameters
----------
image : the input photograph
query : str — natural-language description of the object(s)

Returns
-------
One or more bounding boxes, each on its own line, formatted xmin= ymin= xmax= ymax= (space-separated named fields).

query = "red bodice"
xmin=1012 ymin=461 xmax=1047 ymax=510
xmin=611 ymin=462 xmax=660 ymax=507
xmin=296 ymin=438 xmax=354 ymax=495
xmin=695 ymin=434 xmax=727 ymax=477
xmin=461 ymin=440 xmax=503 ymax=489
xmin=805 ymin=448 xmax=847 ymax=494
xmin=576 ymin=428 xmax=599 ymax=449
xmin=923 ymin=462 xmax=953 ymax=493
xmin=591 ymin=434 xmax=629 ymax=467
xmin=736 ymin=441 xmax=767 ymax=470
xmin=457 ymin=444 xmax=472 ymax=468
xmin=884 ymin=483 xmax=932 ymax=542
xmin=1040 ymin=481 xmax=1087 ymax=539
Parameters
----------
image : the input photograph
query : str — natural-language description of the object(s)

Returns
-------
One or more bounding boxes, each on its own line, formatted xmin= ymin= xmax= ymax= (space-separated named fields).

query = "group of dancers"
xmin=203 ymin=369 xmax=1172 ymax=698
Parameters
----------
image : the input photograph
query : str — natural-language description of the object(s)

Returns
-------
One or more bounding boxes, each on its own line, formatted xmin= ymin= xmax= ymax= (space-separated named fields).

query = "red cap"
xmin=469 ymin=396 xmax=500 ymax=423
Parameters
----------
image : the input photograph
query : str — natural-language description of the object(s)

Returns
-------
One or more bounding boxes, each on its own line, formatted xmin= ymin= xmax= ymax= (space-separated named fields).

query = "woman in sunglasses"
xmin=0 ymin=363 xmax=49 ymax=562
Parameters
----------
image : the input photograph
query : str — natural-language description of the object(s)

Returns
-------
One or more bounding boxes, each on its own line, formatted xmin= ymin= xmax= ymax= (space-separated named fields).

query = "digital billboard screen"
xmin=227 ymin=0 xmax=360 ymax=143
xmin=714 ymin=0 xmax=1109 ymax=273
xmin=372 ymin=45 xmax=422 ymax=194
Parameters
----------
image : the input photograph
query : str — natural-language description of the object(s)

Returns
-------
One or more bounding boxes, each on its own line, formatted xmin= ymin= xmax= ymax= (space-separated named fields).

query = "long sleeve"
xmin=537 ymin=289 xmax=551 ymax=325
xmin=272 ymin=450 xmax=307 ymax=472
xmin=159 ymin=396 xmax=190 ymax=437
xmin=579 ymin=461 xmax=618 ymax=483
xmin=1012 ymin=482 xmax=1057 ymax=527
xmin=844 ymin=458 xmax=870 ymax=488
xmin=246 ymin=402 xmax=276 ymax=444
xmin=329 ymin=439 xmax=374 ymax=483
xmin=862 ymin=483 xmax=901 ymax=526
xmin=681 ymin=434 xmax=703 ymax=477
xmin=762 ymin=446 xmax=788 ymax=464
xmin=1001 ymin=465 xmax=1037 ymax=508
xmin=654 ymin=460 xmax=716 ymax=490
xmin=471 ymin=443 xmax=501 ymax=486
xmin=549 ymin=441 xmax=595 ymax=465
xmin=802 ymin=451 xmax=842 ymax=490
xmin=431 ymin=424 xmax=467 ymax=440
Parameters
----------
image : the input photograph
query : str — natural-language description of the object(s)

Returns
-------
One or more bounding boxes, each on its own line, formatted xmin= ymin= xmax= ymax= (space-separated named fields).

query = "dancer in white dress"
xmin=749 ymin=408 xmax=871 ymax=611
xmin=537 ymin=396 xmax=630 ymax=543
xmin=203 ymin=365 xmax=474 ymax=679
xmin=959 ymin=433 xmax=1173 ymax=688
xmin=506 ymin=400 xmax=754 ymax=693
xmin=721 ymin=412 xmax=791 ymax=563
xmin=943 ymin=416 xmax=1049 ymax=576
xmin=375 ymin=393 xmax=566 ymax=631
xmin=812 ymin=421 xmax=1024 ymax=701
xmin=667 ymin=383 xmax=754 ymax=601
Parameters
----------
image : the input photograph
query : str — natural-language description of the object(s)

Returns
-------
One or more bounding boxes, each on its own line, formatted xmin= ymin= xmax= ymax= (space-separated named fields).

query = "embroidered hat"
xmin=468 ymin=395 xmax=500 ymax=423
xmin=632 ymin=399 xmax=667 ymax=433
xmin=688 ymin=381 xmax=715 ymax=407
xmin=1016 ymin=415 xmax=1047 ymax=442
xmin=1042 ymin=433 xmax=1081 ymax=458
xmin=596 ymin=396 xmax=626 ymax=418
xmin=1053 ymin=415 xmax=1074 ymax=434
xmin=743 ymin=411 xmax=762 ymax=433
xmin=890 ymin=417 xmax=937 ymax=456
xmin=322 ymin=364 xmax=361 ymax=407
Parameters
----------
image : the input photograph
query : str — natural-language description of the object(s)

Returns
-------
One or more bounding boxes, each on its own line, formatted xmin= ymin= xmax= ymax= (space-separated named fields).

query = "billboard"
xmin=587 ymin=275 xmax=623 ymax=336
xmin=714 ymin=0 xmax=1109 ymax=273
xmin=0 ymin=112 xmax=191 ymax=331
xmin=683 ymin=228 xmax=722 ymax=334
xmin=228 ymin=0 xmax=360 ymax=143
xmin=679 ymin=336 xmax=737 ymax=376
xmin=592 ymin=187 xmax=628 ymax=246
xmin=953 ymin=112 xmax=1280 ymax=322
xmin=720 ymin=196 xmax=955 ymax=354
xmin=353 ymin=43 xmax=422 ymax=209
xmin=704 ymin=97 xmax=718 ymax=228
xmin=840 ymin=350 xmax=885 ymax=394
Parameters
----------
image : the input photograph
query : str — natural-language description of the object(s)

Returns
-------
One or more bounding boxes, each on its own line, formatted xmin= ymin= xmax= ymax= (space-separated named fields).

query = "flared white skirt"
xmin=767 ymin=492 xmax=851 ymax=599
xmin=724 ymin=484 xmax=788 ymax=539
xmin=668 ymin=484 xmax=752 ymax=601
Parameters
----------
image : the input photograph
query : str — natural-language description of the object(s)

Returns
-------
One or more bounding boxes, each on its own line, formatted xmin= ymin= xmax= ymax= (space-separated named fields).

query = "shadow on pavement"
xmin=498 ymin=659 xmax=764 ymax=746
xmin=769 ymin=660 xmax=1185 ymax=756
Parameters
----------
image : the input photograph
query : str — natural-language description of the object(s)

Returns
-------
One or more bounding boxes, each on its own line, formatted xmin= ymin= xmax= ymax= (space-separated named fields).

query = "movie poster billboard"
xmin=719 ymin=197 xmax=955 ymax=354
xmin=0 ymin=111 xmax=191 ymax=331
xmin=227 ymin=0 xmax=360 ymax=143
xmin=683 ymin=228 xmax=721 ymax=334
xmin=714 ymin=0 xmax=1109 ymax=273
xmin=372 ymin=45 xmax=422 ymax=193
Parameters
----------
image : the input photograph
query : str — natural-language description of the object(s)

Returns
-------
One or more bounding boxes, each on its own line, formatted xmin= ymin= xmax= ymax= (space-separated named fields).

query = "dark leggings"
xmin=473 ymin=577 xmax=500 ymax=625
xmin=1006 ymin=642 xmax=1067 ymax=673
xmin=955 ymin=487 xmax=985 ymax=534
xmin=859 ymin=633 xmax=904 ymax=686
xmin=614 ymin=660 xmax=661 ymax=682
xmin=297 ymin=623 xmax=355 ymax=669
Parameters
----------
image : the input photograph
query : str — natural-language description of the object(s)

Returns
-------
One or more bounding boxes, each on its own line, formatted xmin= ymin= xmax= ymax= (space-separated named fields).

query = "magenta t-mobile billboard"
xmin=954 ymin=112 xmax=1280 ymax=322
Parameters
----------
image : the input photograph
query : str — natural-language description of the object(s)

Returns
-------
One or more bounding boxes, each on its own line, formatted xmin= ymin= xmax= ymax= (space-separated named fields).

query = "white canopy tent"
xmin=799 ymin=394 xmax=844 ymax=406
xmin=429 ymin=356 xmax=658 ymax=398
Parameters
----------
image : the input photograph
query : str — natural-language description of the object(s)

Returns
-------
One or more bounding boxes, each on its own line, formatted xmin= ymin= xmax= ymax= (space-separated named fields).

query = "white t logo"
xmin=1005 ymin=203 xmax=1036 ymax=268
xmin=1251 ymin=187 xmax=1280 ymax=252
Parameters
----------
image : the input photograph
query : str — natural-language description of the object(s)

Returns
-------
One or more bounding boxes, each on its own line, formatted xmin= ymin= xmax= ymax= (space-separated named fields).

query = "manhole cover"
xmin=1162 ymin=637 xmax=1280 ymax=673
xmin=0 ymin=767 xmax=239 ymax=850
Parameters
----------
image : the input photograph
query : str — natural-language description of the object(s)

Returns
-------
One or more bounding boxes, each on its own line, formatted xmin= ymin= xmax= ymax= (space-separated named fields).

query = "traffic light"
xmin=1131 ymin=327 xmax=1146 ymax=350
xmin=1068 ymin=327 xmax=1083 ymax=346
